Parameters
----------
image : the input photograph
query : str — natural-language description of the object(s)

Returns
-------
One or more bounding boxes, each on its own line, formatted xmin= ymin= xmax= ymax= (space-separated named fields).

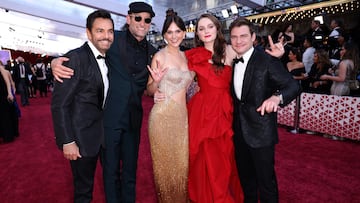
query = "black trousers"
xmin=102 ymin=128 xmax=141 ymax=203
xmin=70 ymin=155 xmax=99 ymax=203
xmin=17 ymin=79 xmax=29 ymax=105
xmin=233 ymin=132 xmax=279 ymax=203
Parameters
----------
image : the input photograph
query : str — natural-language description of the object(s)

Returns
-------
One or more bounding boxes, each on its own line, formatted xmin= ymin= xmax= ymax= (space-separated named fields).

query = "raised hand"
xmin=265 ymin=35 xmax=285 ymax=58
xmin=147 ymin=60 xmax=168 ymax=83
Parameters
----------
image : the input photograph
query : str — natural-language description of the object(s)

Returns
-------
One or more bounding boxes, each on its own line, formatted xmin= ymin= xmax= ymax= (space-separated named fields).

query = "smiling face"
xmin=163 ymin=22 xmax=185 ymax=48
xmin=230 ymin=25 xmax=255 ymax=56
xmin=86 ymin=18 xmax=114 ymax=55
xmin=196 ymin=17 xmax=217 ymax=45
xmin=126 ymin=12 xmax=152 ymax=41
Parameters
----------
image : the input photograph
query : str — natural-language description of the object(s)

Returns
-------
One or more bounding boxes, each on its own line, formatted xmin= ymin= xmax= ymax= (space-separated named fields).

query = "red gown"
xmin=185 ymin=47 xmax=243 ymax=203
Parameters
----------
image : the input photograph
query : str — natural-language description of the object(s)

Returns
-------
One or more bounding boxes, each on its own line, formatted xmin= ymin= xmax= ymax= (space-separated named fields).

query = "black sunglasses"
xmin=132 ymin=15 xmax=152 ymax=24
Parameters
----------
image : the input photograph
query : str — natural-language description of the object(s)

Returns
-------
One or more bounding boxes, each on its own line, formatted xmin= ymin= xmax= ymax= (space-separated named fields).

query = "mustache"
xmin=98 ymin=39 xmax=112 ymax=42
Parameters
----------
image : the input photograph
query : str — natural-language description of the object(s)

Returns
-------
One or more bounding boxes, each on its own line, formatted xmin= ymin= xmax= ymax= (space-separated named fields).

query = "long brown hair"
xmin=315 ymin=49 xmax=331 ymax=72
xmin=194 ymin=14 xmax=226 ymax=71
xmin=341 ymin=41 xmax=359 ymax=79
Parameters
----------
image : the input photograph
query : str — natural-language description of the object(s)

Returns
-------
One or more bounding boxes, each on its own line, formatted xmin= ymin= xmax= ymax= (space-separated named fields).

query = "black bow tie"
xmin=233 ymin=57 xmax=244 ymax=64
xmin=97 ymin=55 xmax=106 ymax=60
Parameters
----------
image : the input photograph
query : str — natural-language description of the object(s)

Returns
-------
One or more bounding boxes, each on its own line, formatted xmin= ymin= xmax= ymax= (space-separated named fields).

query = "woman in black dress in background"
xmin=0 ymin=61 xmax=19 ymax=143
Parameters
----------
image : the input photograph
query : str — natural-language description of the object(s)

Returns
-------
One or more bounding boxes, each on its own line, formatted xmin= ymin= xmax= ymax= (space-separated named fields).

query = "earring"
xmin=164 ymin=39 xmax=168 ymax=44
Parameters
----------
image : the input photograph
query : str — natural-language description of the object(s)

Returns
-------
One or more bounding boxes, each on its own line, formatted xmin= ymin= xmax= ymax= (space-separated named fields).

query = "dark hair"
xmin=289 ymin=47 xmax=302 ymax=61
xmin=166 ymin=8 xmax=177 ymax=17
xmin=229 ymin=17 xmax=255 ymax=35
xmin=35 ymin=58 xmax=43 ymax=64
xmin=315 ymin=49 xmax=331 ymax=72
xmin=342 ymin=42 xmax=359 ymax=78
xmin=86 ymin=9 xmax=114 ymax=31
xmin=282 ymin=24 xmax=293 ymax=33
xmin=161 ymin=11 xmax=186 ymax=35
xmin=312 ymin=20 xmax=320 ymax=25
xmin=304 ymin=36 xmax=313 ymax=46
xmin=194 ymin=13 xmax=226 ymax=70
xmin=331 ymin=18 xmax=343 ymax=28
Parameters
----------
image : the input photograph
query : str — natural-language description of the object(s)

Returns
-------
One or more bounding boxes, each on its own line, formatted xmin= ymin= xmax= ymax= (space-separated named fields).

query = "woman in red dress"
xmin=185 ymin=13 xmax=243 ymax=203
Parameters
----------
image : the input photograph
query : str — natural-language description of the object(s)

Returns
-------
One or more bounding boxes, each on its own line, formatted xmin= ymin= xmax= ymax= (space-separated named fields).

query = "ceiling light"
xmin=230 ymin=5 xmax=238 ymax=14
xmin=221 ymin=9 xmax=229 ymax=18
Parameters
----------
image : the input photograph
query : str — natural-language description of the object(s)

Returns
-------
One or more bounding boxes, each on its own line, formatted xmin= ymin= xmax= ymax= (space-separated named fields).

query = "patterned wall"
xmin=277 ymin=93 xmax=360 ymax=140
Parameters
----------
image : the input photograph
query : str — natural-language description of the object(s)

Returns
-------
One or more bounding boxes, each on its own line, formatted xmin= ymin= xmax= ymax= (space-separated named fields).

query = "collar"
xmin=126 ymin=30 xmax=147 ymax=48
xmin=88 ymin=41 xmax=105 ymax=59
xmin=237 ymin=46 xmax=254 ymax=64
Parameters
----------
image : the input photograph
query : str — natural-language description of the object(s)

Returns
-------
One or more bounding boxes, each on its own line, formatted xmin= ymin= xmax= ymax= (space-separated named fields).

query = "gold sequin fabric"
xmin=148 ymin=68 xmax=192 ymax=203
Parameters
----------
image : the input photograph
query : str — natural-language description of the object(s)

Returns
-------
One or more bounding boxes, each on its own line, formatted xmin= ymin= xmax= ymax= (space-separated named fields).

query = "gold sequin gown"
xmin=148 ymin=68 xmax=192 ymax=203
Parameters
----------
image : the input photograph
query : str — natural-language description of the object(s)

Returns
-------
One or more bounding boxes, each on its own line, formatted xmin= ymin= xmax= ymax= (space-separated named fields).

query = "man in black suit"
xmin=229 ymin=17 xmax=301 ymax=203
xmin=309 ymin=19 xmax=325 ymax=49
xmin=13 ymin=56 xmax=31 ymax=106
xmin=51 ymin=2 xmax=157 ymax=202
xmin=51 ymin=10 xmax=114 ymax=203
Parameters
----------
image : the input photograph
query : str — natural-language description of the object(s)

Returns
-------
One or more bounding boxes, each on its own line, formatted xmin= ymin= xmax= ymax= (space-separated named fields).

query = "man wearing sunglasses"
xmin=51 ymin=2 xmax=157 ymax=203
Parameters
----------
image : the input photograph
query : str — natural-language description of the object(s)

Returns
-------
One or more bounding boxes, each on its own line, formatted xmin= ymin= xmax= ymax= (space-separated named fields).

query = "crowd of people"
xmin=3 ymin=0 xmax=357 ymax=203
xmin=0 ymin=56 xmax=54 ymax=143
xmin=50 ymin=1 xmax=300 ymax=202
xmin=268 ymin=19 xmax=360 ymax=97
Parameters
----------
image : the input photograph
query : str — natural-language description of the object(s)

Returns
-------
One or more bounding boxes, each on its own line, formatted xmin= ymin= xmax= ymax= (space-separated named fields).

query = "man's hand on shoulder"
xmin=51 ymin=57 xmax=73 ymax=83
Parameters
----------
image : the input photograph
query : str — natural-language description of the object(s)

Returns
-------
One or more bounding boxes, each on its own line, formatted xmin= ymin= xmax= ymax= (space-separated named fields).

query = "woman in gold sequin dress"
xmin=147 ymin=14 xmax=193 ymax=203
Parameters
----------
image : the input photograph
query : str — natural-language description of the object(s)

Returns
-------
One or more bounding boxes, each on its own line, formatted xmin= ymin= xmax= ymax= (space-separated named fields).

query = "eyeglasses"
xmin=131 ymin=15 xmax=152 ymax=24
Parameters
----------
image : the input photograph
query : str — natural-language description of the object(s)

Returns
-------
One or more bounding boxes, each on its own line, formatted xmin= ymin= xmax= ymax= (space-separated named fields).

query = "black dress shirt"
xmin=126 ymin=30 xmax=148 ymax=74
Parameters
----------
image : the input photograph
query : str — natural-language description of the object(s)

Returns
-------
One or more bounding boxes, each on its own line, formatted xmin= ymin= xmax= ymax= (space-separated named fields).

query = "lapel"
xmin=83 ymin=43 xmax=105 ymax=108
xmin=241 ymin=50 xmax=258 ymax=99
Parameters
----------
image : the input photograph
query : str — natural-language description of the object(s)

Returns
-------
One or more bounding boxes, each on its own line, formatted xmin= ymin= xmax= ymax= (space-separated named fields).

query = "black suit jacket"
xmin=232 ymin=48 xmax=301 ymax=148
xmin=104 ymin=30 xmax=156 ymax=132
xmin=51 ymin=42 xmax=105 ymax=157
xmin=13 ymin=62 xmax=31 ymax=86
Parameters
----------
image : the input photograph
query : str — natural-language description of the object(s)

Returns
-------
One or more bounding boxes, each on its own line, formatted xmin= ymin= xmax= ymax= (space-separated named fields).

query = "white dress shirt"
xmin=302 ymin=46 xmax=315 ymax=73
xmin=233 ymin=47 xmax=254 ymax=100
xmin=88 ymin=41 xmax=109 ymax=108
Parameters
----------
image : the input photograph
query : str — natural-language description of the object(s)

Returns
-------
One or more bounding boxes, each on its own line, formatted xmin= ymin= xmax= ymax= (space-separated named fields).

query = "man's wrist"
xmin=273 ymin=91 xmax=283 ymax=105
xmin=63 ymin=141 xmax=75 ymax=146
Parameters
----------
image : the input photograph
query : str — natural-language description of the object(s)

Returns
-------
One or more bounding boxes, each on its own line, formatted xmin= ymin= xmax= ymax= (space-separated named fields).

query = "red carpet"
xmin=0 ymin=94 xmax=359 ymax=203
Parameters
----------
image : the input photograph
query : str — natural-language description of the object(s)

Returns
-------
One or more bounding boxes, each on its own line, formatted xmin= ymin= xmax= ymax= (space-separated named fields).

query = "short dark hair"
xmin=35 ymin=58 xmax=43 ymax=64
xmin=312 ymin=20 xmax=320 ymax=25
xmin=331 ymin=18 xmax=343 ymax=28
xmin=229 ymin=17 xmax=255 ymax=35
xmin=304 ymin=36 xmax=313 ymax=45
xmin=86 ymin=9 xmax=114 ymax=31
